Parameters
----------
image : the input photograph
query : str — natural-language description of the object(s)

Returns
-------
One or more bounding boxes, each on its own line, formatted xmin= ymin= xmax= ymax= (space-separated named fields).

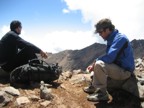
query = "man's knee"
xmin=93 ymin=60 xmax=106 ymax=73
xmin=95 ymin=60 xmax=105 ymax=68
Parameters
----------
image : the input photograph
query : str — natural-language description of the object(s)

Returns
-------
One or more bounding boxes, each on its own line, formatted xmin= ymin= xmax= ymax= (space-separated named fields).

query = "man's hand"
xmin=87 ymin=65 xmax=94 ymax=72
xmin=87 ymin=61 xmax=96 ymax=72
xmin=40 ymin=51 xmax=48 ymax=59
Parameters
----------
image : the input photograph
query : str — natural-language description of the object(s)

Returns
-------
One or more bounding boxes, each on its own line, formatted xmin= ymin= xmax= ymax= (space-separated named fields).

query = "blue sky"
xmin=0 ymin=0 xmax=90 ymax=31
xmin=0 ymin=0 xmax=144 ymax=53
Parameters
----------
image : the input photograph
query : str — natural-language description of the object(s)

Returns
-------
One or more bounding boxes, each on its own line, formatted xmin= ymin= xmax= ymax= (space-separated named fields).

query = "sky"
xmin=0 ymin=0 xmax=144 ymax=53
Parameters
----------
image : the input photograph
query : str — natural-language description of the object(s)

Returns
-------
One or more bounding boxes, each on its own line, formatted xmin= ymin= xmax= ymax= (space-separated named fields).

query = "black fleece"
xmin=0 ymin=30 xmax=41 ymax=72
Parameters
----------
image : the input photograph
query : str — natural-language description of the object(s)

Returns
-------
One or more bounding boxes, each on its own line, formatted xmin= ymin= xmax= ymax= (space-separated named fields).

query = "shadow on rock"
xmin=0 ymin=75 xmax=10 ymax=84
xmin=95 ymin=89 xmax=141 ymax=108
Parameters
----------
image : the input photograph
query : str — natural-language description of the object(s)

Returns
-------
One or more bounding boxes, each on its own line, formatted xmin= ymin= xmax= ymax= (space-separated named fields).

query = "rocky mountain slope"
xmin=46 ymin=42 xmax=106 ymax=71
xmin=131 ymin=39 xmax=144 ymax=58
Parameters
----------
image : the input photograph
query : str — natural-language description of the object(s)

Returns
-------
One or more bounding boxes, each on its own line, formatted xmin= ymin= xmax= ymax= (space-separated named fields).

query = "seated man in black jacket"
xmin=0 ymin=20 xmax=48 ymax=72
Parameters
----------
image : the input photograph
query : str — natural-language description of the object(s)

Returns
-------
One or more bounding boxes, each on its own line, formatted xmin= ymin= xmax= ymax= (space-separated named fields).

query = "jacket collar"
xmin=11 ymin=30 xmax=19 ymax=35
xmin=106 ymin=29 xmax=119 ymax=41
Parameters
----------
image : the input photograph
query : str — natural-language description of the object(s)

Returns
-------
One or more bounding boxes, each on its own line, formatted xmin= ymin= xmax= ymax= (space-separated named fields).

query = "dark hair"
xmin=95 ymin=18 xmax=115 ymax=33
xmin=10 ymin=20 xmax=22 ymax=31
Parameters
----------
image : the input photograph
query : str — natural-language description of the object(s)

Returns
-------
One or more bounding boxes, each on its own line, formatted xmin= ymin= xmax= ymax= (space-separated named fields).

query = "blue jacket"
xmin=97 ymin=29 xmax=135 ymax=72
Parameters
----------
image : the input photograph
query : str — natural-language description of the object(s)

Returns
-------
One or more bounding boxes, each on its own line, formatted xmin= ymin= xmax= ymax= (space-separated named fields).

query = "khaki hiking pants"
xmin=92 ymin=60 xmax=131 ymax=91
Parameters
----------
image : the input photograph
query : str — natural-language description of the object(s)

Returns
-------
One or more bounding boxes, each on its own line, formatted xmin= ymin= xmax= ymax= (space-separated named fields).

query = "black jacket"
xmin=0 ymin=31 xmax=41 ymax=63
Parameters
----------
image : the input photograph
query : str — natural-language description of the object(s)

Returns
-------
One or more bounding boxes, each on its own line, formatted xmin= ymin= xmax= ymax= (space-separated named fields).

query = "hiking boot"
xmin=83 ymin=85 xmax=95 ymax=94
xmin=87 ymin=89 xmax=109 ymax=102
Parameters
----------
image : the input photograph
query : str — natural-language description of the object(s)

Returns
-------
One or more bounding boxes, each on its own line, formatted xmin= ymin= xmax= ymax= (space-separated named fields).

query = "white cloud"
xmin=1 ymin=25 xmax=99 ymax=53
xmin=1 ymin=25 xmax=9 ymax=35
xmin=62 ymin=8 xmax=70 ymax=13
xmin=23 ymin=30 xmax=98 ymax=53
xmin=63 ymin=0 xmax=144 ymax=41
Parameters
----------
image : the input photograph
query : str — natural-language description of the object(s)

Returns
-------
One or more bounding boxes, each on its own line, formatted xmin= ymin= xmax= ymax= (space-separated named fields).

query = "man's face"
xmin=97 ymin=28 xmax=111 ymax=40
xmin=15 ymin=26 xmax=22 ymax=35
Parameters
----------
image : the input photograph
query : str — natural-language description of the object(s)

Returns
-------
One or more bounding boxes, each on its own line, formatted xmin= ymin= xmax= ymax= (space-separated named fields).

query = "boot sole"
xmin=87 ymin=94 xmax=113 ymax=103
xmin=83 ymin=90 xmax=95 ymax=94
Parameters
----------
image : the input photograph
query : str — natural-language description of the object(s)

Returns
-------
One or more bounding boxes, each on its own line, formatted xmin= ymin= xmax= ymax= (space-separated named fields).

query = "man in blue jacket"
xmin=0 ymin=20 xmax=48 ymax=72
xmin=84 ymin=18 xmax=135 ymax=102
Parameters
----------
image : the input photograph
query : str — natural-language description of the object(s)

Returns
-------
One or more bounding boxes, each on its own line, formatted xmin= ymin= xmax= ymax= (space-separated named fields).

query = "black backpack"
xmin=10 ymin=59 xmax=62 ymax=86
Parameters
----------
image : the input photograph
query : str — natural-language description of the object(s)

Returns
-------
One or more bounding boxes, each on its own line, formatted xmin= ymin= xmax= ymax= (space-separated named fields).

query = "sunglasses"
xmin=97 ymin=30 xmax=105 ymax=35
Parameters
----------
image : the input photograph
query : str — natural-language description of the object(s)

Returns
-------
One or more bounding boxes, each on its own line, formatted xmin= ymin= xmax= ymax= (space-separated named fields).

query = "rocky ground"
xmin=0 ymin=57 xmax=144 ymax=108
xmin=0 ymin=72 xmax=96 ymax=108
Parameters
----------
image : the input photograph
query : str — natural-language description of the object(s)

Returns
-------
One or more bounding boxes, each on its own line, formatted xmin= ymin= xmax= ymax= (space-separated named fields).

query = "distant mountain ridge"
xmin=45 ymin=39 xmax=144 ymax=71
xmin=131 ymin=39 xmax=144 ymax=58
